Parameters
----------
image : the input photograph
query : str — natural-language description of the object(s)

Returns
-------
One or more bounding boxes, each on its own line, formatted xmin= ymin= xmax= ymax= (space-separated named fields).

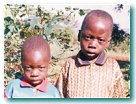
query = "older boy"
xmin=56 ymin=10 xmax=125 ymax=98
xmin=5 ymin=35 xmax=60 ymax=98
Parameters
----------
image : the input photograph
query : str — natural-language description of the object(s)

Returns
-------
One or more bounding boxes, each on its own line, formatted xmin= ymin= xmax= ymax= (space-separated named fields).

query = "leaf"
xmin=4 ymin=16 xmax=14 ymax=22
xmin=4 ymin=27 xmax=10 ymax=34
xmin=24 ymin=22 xmax=30 ymax=28
xmin=79 ymin=9 xmax=85 ymax=16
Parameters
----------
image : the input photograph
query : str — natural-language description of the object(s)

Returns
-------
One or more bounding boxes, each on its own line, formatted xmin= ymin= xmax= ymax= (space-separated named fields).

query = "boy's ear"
xmin=106 ymin=37 xmax=111 ymax=47
xmin=78 ymin=30 xmax=81 ymax=41
xmin=49 ymin=59 xmax=52 ymax=64
xmin=106 ymin=41 xmax=110 ymax=47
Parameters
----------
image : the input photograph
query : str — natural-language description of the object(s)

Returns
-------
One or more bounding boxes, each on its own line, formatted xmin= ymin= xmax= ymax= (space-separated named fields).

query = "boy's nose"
xmin=89 ymin=39 xmax=98 ymax=47
xmin=31 ymin=69 xmax=39 ymax=76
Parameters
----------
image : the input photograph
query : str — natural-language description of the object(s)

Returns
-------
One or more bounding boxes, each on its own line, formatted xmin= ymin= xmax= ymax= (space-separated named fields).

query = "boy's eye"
xmin=82 ymin=35 xmax=93 ymax=40
xmin=98 ymin=39 xmax=105 ymax=42
xmin=39 ymin=66 xmax=46 ymax=71
xmin=23 ymin=66 xmax=32 ymax=70
xmin=81 ymin=34 xmax=106 ymax=44
xmin=39 ymin=67 xmax=45 ymax=69
xmin=23 ymin=65 xmax=47 ymax=71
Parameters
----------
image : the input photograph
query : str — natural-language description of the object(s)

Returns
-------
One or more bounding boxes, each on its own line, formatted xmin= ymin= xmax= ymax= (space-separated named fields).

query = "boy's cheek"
xmin=24 ymin=71 xmax=30 ymax=77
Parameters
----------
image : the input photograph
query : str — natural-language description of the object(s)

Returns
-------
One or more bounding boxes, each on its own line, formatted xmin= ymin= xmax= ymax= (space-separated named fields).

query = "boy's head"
xmin=78 ymin=10 xmax=113 ymax=60
xmin=21 ymin=35 xmax=50 ymax=87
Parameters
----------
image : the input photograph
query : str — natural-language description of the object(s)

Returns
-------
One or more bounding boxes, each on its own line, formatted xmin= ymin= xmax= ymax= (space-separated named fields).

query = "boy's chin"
xmin=85 ymin=53 xmax=98 ymax=60
xmin=31 ymin=80 xmax=42 ymax=87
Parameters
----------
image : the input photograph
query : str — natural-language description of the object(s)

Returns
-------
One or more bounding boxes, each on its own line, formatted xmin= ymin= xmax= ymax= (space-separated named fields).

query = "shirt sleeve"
xmin=5 ymin=81 xmax=14 ymax=98
xmin=55 ymin=59 xmax=70 ymax=98
xmin=4 ymin=90 xmax=7 ymax=98
xmin=53 ymin=87 xmax=61 ymax=98
xmin=112 ymin=60 xmax=126 ymax=98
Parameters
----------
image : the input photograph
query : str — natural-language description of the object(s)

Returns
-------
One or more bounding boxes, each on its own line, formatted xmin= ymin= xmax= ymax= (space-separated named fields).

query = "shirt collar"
xmin=76 ymin=50 xmax=107 ymax=66
xmin=21 ymin=77 xmax=48 ymax=92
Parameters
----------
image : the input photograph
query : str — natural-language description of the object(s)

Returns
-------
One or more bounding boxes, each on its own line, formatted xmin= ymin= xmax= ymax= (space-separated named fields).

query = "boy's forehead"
xmin=23 ymin=49 xmax=48 ymax=55
xmin=90 ymin=18 xmax=111 ymax=28
xmin=22 ymin=49 xmax=50 ymax=61
xmin=81 ymin=18 xmax=112 ymax=38
xmin=83 ymin=16 xmax=113 ymax=33
xmin=83 ymin=11 xmax=113 ymax=28
xmin=86 ymin=15 xmax=111 ymax=24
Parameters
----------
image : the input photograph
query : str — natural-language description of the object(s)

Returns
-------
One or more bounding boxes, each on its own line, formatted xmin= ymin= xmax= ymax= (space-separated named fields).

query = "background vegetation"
xmin=4 ymin=4 xmax=130 ymax=97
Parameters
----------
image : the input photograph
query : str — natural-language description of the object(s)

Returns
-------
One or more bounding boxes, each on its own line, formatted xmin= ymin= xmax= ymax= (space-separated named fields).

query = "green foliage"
xmin=107 ymin=24 xmax=130 ymax=54
xmin=112 ymin=24 xmax=130 ymax=45
xmin=79 ymin=9 xmax=85 ymax=16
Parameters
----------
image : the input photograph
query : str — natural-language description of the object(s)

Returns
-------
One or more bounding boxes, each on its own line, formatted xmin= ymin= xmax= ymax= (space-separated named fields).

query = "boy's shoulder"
xmin=48 ymin=82 xmax=59 ymax=91
xmin=8 ymin=77 xmax=23 ymax=85
xmin=106 ymin=56 xmax=119 ymax=64
xmin=63 ymin=55 xmax=77 ymax=66
xmin=105 ymin=56 xmax=121 ymax=72
xmin=47 ymin=82 xmax=60 ymax=97
xmin=5 ymin=77 xmax=23 ymax=94
xmin=66 ymin=55 xmax=76 ymax=62
xmin=48 ymin=82 xmax=56 ymax=88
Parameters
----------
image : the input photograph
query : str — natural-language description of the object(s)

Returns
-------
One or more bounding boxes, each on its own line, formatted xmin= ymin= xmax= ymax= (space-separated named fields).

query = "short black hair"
xmin=78 ymin=10 xmax=113 ymax=41
xmin=81 ymin=9 xmax=113 ymax=29
xmin=21 ymin=35 xmax=50 ymax=61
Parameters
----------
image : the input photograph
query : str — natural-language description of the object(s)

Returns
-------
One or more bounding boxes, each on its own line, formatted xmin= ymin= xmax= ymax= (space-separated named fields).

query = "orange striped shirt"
xmin=56 ymin=51 xmax=125 ymax=98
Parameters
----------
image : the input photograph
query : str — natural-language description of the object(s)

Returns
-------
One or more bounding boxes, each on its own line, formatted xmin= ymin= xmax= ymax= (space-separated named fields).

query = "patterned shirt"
xmin=5 ymin=76 xmax=60 ymax=98
xmin=56 ymin=51 xmax=125 ymax=98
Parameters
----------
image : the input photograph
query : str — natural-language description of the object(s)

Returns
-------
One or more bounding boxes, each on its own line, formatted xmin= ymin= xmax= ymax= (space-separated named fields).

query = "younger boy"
xmin=5 ymin=35 xmax=60 ymax=98
xmin=56 ymin=10 xmax=125 ymax=98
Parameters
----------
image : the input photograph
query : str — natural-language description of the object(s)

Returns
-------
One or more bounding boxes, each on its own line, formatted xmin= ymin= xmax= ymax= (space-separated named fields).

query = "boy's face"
xmin=80 ymin=17 xmax=111 ymax=60
xmin=22 ymin=50 xmax=50 ymax=87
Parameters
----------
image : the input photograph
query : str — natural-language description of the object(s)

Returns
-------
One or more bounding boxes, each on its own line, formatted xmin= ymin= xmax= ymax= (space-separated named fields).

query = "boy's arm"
xmin=113 ymin=71 xmax=126 ymax=98
xmin=55 ymin=70 xmax=64 ymax=98
xmin=112 ymin=60 xmax=126 ymax=98
xmin=5 ymin=81 xmax=14 ymax=98
xmin=55 ymin=60 xmax=70 ymax=98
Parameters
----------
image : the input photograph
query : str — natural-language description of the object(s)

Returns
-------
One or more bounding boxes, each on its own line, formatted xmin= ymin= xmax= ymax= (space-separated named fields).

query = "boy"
xmin=56 ymin=10 xmax=125 ymax=98
xmin=5 ymin=35 xmax=60 ymax=98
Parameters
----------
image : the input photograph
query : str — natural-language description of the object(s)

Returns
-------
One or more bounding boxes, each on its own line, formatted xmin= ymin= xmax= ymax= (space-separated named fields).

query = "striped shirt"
xmin=56 ymin=51 xmax=125 ymax=98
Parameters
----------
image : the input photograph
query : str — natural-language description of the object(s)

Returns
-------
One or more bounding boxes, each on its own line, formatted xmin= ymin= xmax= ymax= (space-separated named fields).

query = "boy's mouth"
xmin=30 ymin=77 xmax=40 ymax=81
xmin=85 ymin=51 xmax=98 ymax=57
xmin=31 ymin=78 xmax=41 ymax=83
xmin=86 ymin=51 xmax=96 ymax=55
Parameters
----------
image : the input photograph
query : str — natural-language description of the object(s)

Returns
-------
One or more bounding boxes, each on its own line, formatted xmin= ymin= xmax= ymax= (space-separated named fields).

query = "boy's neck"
xmin=79 ymin=51 xmax=98 ymax=62
xmin=33 ymin=81 xmax=44 ymax=89
xmin=77 ymin=50 xmax=107 ymax=66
